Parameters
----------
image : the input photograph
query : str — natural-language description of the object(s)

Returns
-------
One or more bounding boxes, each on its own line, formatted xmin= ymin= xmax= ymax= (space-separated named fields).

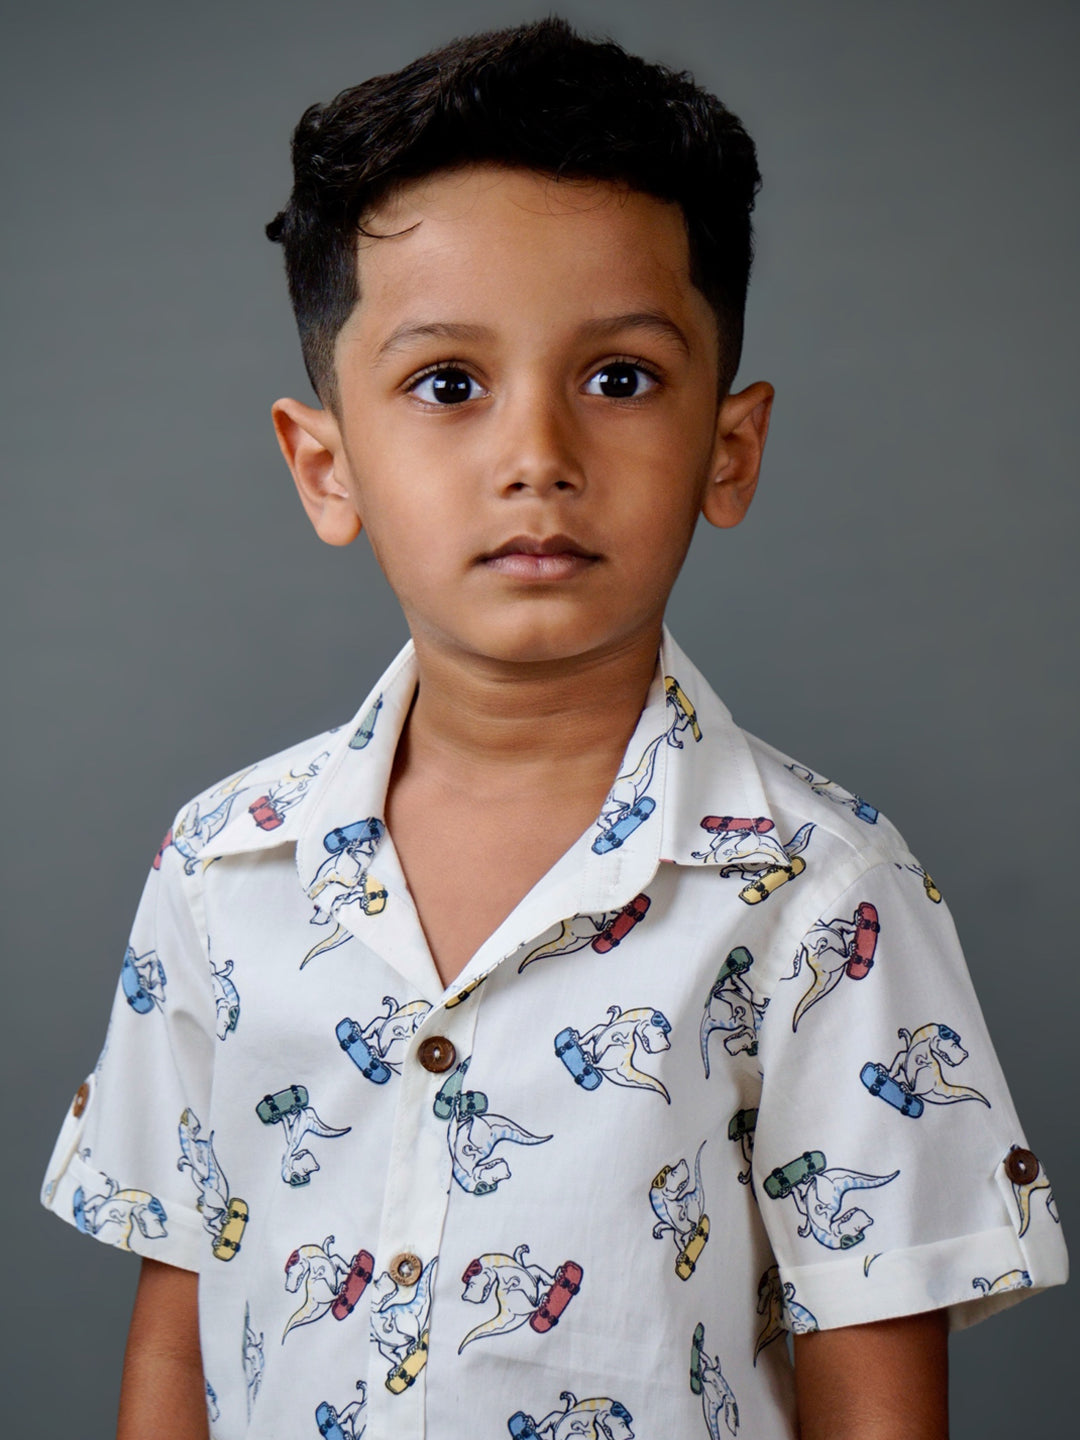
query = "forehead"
xmin=344 ymin=164 xmax=709 ymax=344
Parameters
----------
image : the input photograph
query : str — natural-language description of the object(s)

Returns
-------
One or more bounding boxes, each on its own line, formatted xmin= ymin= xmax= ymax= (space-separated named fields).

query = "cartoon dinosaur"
xmin=458 ymin=1244 xmax=554 ymax=1351
xmin=650 ymin=1142 xmax=707 ymax=1252
xmin=73 ymin=1171 xmax=167 ymax=1250
xmin=522 ymin=1392 xmax=635 ymax=1440
xmin=693 ymin=1324 xmax=739 ymax=1437
xmin=209 ymin=952 xmax=240 ymax=1039
xmin=278 ymin=1103 xmax=351 ymax=1186
xmin=447 ymin=1105 xmax=551 ymax=1196
xmin=886 ymin=1023 xmax=989 ymax=1106
xmin=786 ymin=1165 xmax=899 ymax=1251
xmin=176 ymin=1108 xmax=230 ymax=1239
xmin=282 ymin=1236 xmax=355 ymax=1340
xmin=700 ymin=949 xmax=767 ymax=1074
xmin=574 ymin=1006 xmax=672 ymax=1101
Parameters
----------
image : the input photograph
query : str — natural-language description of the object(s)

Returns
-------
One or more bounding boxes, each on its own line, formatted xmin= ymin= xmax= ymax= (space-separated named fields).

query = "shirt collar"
xmin=199 ymin=628 xmax=775 ymax=870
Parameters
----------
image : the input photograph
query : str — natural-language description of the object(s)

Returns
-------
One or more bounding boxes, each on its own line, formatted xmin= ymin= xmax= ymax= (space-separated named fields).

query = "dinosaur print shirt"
xmin=41 ymin=632 xmax=1067 ymax=1440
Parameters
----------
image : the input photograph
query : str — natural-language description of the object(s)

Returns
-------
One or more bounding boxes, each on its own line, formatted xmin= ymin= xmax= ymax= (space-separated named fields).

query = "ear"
xmin=270 ymin=397 xmax=363 ymax=546
xmin=700 ymin=380 xmax=774 ymax=530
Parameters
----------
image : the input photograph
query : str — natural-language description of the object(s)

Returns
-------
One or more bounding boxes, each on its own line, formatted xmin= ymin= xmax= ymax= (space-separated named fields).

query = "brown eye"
xmin=412 ymin=367 xmax=478 ymax=404
xmin=585 ymin=363 xmax=658 ymax=399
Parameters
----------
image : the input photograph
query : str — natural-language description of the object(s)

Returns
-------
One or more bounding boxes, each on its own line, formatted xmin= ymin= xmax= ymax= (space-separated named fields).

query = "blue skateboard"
xmin=121 ymin=949 xmax=155 ymax=1014
xmin=852 ymin=797 xmax=879 ymax=823
xmin=315 ymin=1402 xmax=347 ymax=1440
xmin=507 ymin=1414 xmax=539 ymax=1440
xmin=73 ymin=1186 xmax=88 ymax=1233
xmin=860 ymin=1062 xmax=924 ymax=1118
xmin=592 ymin=796 xmax=656 ymax=854
xmin=336 ymin=1018 xmax=392 ymax=1084
xmin=323 ymin=817 xmax=384 ymax=854
xmin=554 ymin=1028 xmax=602 ymax=1089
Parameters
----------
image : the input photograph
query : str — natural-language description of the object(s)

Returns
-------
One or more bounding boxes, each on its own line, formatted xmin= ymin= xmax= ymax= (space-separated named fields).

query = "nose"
xmin=491 ymin=387 xmax=585 ymax=497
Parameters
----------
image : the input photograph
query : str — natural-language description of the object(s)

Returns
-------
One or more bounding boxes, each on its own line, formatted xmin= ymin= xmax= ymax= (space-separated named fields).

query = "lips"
xmin=480 ymin=534 xmax=598 ymax=561
xmin=478 ymin=534 xmax=600 ymax=581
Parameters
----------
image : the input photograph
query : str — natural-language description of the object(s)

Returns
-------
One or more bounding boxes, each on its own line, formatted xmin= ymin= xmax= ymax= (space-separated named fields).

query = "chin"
xmin=470 ymin=612 xmax=649 ymax=668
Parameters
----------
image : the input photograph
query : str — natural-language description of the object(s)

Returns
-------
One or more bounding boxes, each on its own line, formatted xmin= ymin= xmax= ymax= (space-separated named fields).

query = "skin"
xmin=120 ymin=164 xmax=948 ymax=1437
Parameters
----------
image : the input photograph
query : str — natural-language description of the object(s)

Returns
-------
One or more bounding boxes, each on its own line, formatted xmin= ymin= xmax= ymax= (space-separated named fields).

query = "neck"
xmin=399 ymin=624 xmax=664 ymax=799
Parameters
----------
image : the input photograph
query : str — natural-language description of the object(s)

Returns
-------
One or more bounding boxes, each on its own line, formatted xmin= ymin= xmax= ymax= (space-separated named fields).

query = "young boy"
xmin=40 ymin=17 xmax=1067 ymax=1440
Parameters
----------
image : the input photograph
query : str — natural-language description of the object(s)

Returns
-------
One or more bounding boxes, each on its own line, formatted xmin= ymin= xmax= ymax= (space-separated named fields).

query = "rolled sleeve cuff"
xmin=40 ymin=1076 xmax=205 ymax=1272
xmin=778 ymin=1215 xmax=1068 ymax=1334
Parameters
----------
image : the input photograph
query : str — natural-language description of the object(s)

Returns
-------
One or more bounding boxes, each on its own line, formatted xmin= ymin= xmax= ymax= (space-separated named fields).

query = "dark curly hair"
xmin=266 ymin=16 xmax=761 ymax=409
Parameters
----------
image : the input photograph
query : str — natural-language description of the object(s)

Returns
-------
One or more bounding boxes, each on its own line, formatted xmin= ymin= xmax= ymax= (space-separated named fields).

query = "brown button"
xmin=72 ymin=1082 xmax=90 ymax=1118
xmin=389 ymin=1252 xmax=423 ymax=1287
xmin=1004 ymin=1147 xmax=1040 ymax=1186
xmin=417 ymin=1036 xmax=456 ymax=1073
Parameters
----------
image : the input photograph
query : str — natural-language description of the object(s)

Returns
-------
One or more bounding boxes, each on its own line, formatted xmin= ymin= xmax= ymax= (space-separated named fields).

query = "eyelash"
xmin=404 ymin=355 xmax=664 ymax=402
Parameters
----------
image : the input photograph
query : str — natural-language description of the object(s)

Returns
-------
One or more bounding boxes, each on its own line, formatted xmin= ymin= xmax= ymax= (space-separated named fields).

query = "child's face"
xmin=274 ymin=164 xmax=771 ymax=667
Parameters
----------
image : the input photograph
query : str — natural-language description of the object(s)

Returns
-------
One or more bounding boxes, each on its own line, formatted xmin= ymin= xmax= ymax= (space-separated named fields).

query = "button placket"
xmin=365 ymin=1003 xmax=479 ymax=1440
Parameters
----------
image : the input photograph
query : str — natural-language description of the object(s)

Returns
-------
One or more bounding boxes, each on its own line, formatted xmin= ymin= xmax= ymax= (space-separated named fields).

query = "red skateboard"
xmin=700 ymin=815 xmax=774 ymax=835
xmin=845 ymin=902 xmax=879 ymax=979
xmin=248 ymin=795 xmax=284 ymax=830
xmin=331 ymin=1249 xmax=375 ymax=1319
xmin=530 ymin=1261 xmax=583 ymax=1332
xmin=592 ymin=895 xmax=650 ymax=953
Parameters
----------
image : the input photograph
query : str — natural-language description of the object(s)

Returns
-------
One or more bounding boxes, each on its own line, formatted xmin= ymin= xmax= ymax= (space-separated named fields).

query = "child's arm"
xmin=117 ymin=1258 xmax=207 ymax=1440
xmin=794 ymin=1309 xmax=948 ymax=1439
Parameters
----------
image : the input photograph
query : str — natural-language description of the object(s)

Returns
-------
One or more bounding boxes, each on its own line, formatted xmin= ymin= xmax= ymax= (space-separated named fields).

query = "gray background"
xmin=3 ymin=0 xmax=1075 ymax=1433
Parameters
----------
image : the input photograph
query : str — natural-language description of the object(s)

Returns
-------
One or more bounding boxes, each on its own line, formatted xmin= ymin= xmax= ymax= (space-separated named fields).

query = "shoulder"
xmin=160 ymin=721 xmax=346 ymax=869
xmin=743 ymin=728 xmax=917 ymax=878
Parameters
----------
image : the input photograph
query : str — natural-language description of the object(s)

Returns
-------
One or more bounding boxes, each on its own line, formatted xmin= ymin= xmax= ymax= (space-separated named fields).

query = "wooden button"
xmin=72 ymin=1082 xmax=90 ymax=1118
xmin=1004 ymin=1147 xmax=1040 ymax=1186
xmin=389 ymin=1252 xmax=422 ymax=1287
xmin=417 ymin=1036 xmax=456 ymax=1073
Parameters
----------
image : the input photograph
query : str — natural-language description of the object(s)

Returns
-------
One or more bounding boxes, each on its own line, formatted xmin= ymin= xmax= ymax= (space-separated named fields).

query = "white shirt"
xmin=41 ymin=631 xmax=1067 ymax=1440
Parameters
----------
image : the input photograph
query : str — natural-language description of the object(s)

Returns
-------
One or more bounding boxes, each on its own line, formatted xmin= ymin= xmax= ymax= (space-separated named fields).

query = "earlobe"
xmin=270 ymin=397 xmax=363 ymax=547
xmin=701 ymin=380 xmax=774 ymax=531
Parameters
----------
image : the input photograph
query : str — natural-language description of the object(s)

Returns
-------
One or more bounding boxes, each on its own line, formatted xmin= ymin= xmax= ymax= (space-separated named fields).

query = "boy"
xmin=40 ymin=17 xmax=1067 ymax=1440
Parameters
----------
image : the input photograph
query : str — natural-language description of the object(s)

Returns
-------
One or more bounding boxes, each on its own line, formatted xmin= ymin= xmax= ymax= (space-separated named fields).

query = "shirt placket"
xmin=364 ymin=993 xmax=480 ymax=1440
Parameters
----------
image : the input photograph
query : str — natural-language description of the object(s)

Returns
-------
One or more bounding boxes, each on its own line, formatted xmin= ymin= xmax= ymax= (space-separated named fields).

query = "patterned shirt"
xmin=41 ymin=631 xmax=1067 ymax=1440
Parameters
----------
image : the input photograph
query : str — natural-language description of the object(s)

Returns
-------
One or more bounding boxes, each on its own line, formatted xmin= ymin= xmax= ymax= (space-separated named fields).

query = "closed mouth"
xmin=479 ymin=534 xmax=599 ymax=562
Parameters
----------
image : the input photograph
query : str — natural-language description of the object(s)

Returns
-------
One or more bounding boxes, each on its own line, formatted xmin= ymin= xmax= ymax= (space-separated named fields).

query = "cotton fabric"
xmin=41 ymin=632 xmax=1067 ymax=1440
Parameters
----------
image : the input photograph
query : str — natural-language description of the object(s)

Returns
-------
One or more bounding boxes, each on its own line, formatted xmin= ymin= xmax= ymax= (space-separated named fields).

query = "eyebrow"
xmin=371 ymin=311 xmax=691 ymax=365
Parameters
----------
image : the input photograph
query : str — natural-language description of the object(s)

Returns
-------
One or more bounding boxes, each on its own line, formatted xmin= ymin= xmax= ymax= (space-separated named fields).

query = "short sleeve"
xmin=40 ymin=824 xmax=216 ymax=1271
xmin=752 ymin=858 xmax=1068 ymax=1333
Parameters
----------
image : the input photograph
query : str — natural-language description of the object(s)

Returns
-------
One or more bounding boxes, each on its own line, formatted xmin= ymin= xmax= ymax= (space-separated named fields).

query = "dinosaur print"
xmin=700 ymin=947 xmax=767 ymax=1073
xmin=753 ymin=1264 xmax=818 ymax=1362
xmin=785 ymin=763 xmax=878 ymax=824
xmin=436 ymin=1059 xmax=552 ymax=1196
xmin=860 ymin=1022 xmax=989 ymax=1117
xmin=690 ymin=1323 xmax=738 ymax=1437
xmin=789 ymin=901 xmax=879 ymax=1030
xmin=459 ymin=1245 xmax=582 ymax=1351
xmin=508 ymin=1392 xmax=634 ymax=1439
xmin=692 ymin=818 xmax=814 ymax=905
xmin=555 ymin=1005 xmax=672 ymax=1102
xmin=72 ymin=1155 xmax=167 ymax=1251
xmin=764 ymin=1151 xmax=899 ymax=1251
xmin=209 ymin=951 xmax=240 ymax=1039
xmin=517 ymin=896 xmax=650 ymax=973
xmin=650 ymin=1141 xmax=710 ymax=1278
